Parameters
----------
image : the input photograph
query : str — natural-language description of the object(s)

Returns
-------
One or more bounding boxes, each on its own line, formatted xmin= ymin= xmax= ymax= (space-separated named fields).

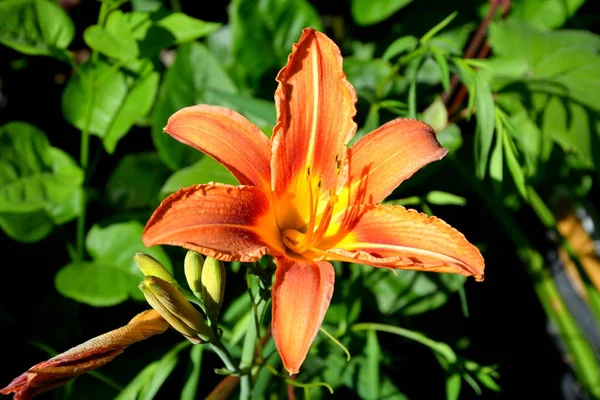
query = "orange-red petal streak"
xmin=143 ymin=183 xmax=284 ymax=262
xmin=271 ymin=28 xmax=357 ymax=201
xmin=323 ymin=204 xmax=484 ymax=281
xmin=341 ymin=118 xmax=447 ymax=209
xmin=164 ymin=105 xmax=272 ymax=190
xmin=271 ymin=259 xmax=335 ymax=374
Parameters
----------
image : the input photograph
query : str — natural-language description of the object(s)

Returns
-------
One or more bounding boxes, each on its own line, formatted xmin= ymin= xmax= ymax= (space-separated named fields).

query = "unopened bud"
xmin=134 ymin=252 xmax=174 ymax=283
xmin=201 ymin=257 xmax=226 ymax=321
xmin=184 ymin=251 xmax=204 ymax=299
xmin=139 ymin=276 xmax=214 ymax=343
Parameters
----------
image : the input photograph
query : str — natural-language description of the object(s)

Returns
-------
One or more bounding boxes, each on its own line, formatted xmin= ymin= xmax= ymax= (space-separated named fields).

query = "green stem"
xmin=208 ymin=340 xmax=239 ymax=373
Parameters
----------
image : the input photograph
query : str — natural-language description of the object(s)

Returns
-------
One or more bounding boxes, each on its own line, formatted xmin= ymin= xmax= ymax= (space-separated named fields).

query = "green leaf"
xmin=0 ymin=0 xmax=74 ymax=60
xmin=106 ymin=152 xmax=171 ymax=209
xmin=55 ymin=262 xmax=132 ymax=307
xmin=421 ymin=96 xmax=448 ymax=133
xmin=364 ymin=268 xmax=466 ymax=316
xmin=420 ymin=12 xmax=458 ymax=43
xmin=360 ymin=330 xmax=380 ymax=400
xmin=55 ymin=221 xmax=172 ymax=306
xmin=426 ymin=191 xmax=466 ymax=206
xmin=62 ymin=59 xmax=159 ymax=153
xmin=152 ymin=42 xmax=237 ymax=170
xmin=181 ymin=345 xmax=203 ymax=400
xmin=160 ymin=156 xmax=238 ymax=199
xmin=139 ymin=342 xmax=190 ymax=400
xmin=156 ymin=12 xmax=221 ymax=44
xmin=0 ymin=122 xmax=83 ymax=213
xmin=437 ymin=123 xmax=463 ymax=153
xmin=351 ymin=0 xmax=413 ymax=26
xmin=431 ymin=46 xmax=450 ymax=92
xmin=0 ymin=211 xmax=54 ymax=243
xmin=229 ymin=0 xmax=322 ymax=88
xmin=501 ymin=121 xmax=527 ymax=199
xmin=344 ymin=57 xmax=397 ymax=101
xmin=446 ymin=371 xmax=462 ymax=400
xmin=382 ymin=35 xmax=418 ymax=61
xmin=114 ymin=362 xmax=159 ymax=400
xmin=84 ymin=11 xmax=139 ymax=61
xmin=511 ymin=0 xmax=586 ymax=30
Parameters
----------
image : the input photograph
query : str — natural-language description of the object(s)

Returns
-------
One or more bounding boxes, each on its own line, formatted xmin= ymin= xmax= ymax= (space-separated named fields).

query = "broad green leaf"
xmin=229 ymin=0 xmax=322 ymax=88
xmin=382 ymin=35 xmax=418 ymax=61
xmin=62 ymin=60 xmax=159 ymax=153
xmin=157 ymin=13 xmax=221 ymax=44
xmin=0 ymin=211 xmax=54 ymax=243
xmin=152 ymin=43 xmax=237 ymax=170
xmin=86 ymin=221 xmax=173 ymax=284
xmin=0 ymin=122 xmax=83 ymax=213
xmin=508 ymin=111 xmax=551 ymax=177
xmin=84 ymin=11 xmax=139 ymax=61
xmin=511 ymin=0 xmax=586 ymax=30
xmin=160 ymin=156 xmax=238 ymax=199
xmin=421 ymin=96 xmax=448 ymax=133
xmin=106 ymin=152 xmax=171 ymax=209
xmin=364 ymin=269 xmax=466 ymax=316
xmin=55 ymin=262 xmax=131 ymax=307
xmin=0 ymin=0 xmax=74 ymax=60
xmin=130 ymin=0 xmax=163 ymax=12
xmin=55 ymin=221 xmax=172 ymax=306
xmin=181 ymin=345 xmax=203 ymax=400
xmin=139 ymin=342 xmax=190 ymax=400
xmin=351 ymin=0 xmax=413 ymax=26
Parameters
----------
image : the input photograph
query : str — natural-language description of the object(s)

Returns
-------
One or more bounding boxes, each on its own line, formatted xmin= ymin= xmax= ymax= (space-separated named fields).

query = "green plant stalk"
xmin=75 ymin=0 xmax=111 ymax=262
xmin=453 ymin=158 xmax=600 ymax=396
xmin=209 ymin=340 xmax=239 ymax=373
xmin=527 ymin=187 xmax=600 ymax=328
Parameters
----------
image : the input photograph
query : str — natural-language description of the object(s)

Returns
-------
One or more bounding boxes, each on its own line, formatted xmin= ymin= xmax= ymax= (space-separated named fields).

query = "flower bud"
xmin=139 ymin=276 xmax=214 ymax=343
xmin=184 ymin=251 xmax=204 ymax=299
xmin=201 ymin=257 xmax=226 ymax=321
xmin=134 ymin=252 xmax=174 ymax=283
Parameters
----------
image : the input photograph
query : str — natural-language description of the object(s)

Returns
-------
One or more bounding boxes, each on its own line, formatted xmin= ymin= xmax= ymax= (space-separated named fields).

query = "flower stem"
xmin=208 ymin=340 xmax=239 ymax=373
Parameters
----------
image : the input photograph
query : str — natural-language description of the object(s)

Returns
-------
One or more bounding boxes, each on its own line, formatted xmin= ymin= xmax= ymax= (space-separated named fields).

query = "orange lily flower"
xmin=143 ymin=28 xmax=484 ymax=374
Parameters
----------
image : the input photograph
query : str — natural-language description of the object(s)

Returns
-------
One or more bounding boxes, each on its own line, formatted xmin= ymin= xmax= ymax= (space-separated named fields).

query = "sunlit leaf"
xmin=62 ymin=59 xmax=159 ymax=153
xmin=382 ymin=35 xmax=418 ymax=61
xmin=84 ymin=11 xmax=139 ymax=61
xmin=351 ymin=0 xmax=413 ymax=26
xmin=0 ymin=122 xmax=83 ymax=213
xmin=0 ymin=0 xmax=74 ymax=61
xmin=511 ymin=0 xmax=586 ymax=30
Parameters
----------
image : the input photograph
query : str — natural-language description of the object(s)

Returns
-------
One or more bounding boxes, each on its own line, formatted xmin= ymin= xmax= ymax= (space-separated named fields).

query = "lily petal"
xmin=271 ymin=28 xmax=357 ymax=204
xmin=1 ymin=310 xmax=168 ymax=400
xmin=323 ymin=204 xmax=484 ymax=281
xmin=143 ymin=183 xmax=284 ymax=261
xmin=272 ymin=259 xmax=335 ymax=374
xmin=339 ymin=118 xmax=447 ymax=209
xmin=164 ymin=105 xmax=272 ymax=190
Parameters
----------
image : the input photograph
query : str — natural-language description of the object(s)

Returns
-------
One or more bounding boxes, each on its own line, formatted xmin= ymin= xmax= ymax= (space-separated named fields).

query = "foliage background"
xmin=1 ymin=0 xmax=599 ymax=399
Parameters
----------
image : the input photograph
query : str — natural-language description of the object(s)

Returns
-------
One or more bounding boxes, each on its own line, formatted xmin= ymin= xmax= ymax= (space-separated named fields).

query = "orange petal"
xmin=323 ymin=204 xmax=484 ymax=281
xmin=272 ymin=259 xmax=335 ymax=374
xmin=339 ymin=118 xmax=447 ymax=209
xmin=164 ymin=105 xmax=272 ymax=190
xmin=143 ymin=183 xmax=285 ymax=261
xmin=1 ymin=310 xmax=168 ymax=400
xmin=271 ymin=28 xmax=357 ymax=200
